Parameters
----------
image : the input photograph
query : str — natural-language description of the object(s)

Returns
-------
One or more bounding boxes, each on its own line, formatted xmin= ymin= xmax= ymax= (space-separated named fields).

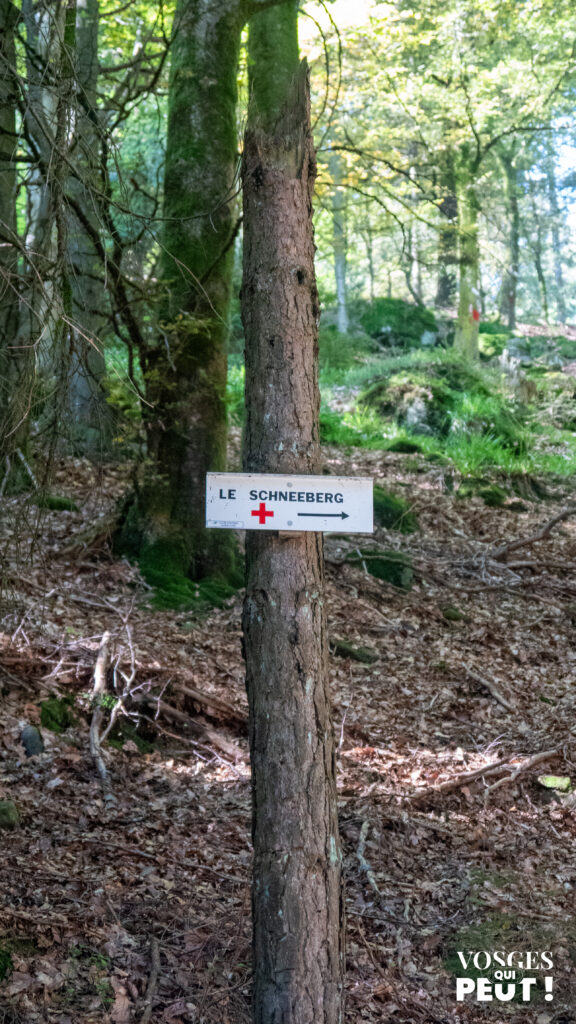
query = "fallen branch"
xmin=409 ymin=749 xmax=561 ymax=801
xmin=140 ymin=937 xmax=161 ymax=1024
xmin=466 ymin=668 xmax=516 ymax=713
xmin=408 ymin=756 xmax=511 ymax=800
xmin=491 ymin=506 xmax=576 ymax=563
xmin=357 ymin=820 xmax=382 ymax=897
xmin=89 ymin=632 xmax=112 ymax=795
xmin=485 ymin=749 xmax=560 ymax=795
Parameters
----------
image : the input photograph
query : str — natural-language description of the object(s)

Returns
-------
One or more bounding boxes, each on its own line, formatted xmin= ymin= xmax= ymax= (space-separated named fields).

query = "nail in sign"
xmin=206 ymin=473 xmax=373 ymax=533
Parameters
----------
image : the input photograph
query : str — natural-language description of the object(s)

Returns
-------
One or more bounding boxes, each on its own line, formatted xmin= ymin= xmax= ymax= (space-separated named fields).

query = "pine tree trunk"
xmin=454 ymin=181 xmax=480 ymax=359
xmin=242 ymin=52 xmax=344 ymax=1024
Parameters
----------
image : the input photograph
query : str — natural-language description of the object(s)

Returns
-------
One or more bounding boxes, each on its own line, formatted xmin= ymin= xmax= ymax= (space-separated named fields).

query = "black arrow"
xmin=297 ymin=511 xmax=349 ymax=520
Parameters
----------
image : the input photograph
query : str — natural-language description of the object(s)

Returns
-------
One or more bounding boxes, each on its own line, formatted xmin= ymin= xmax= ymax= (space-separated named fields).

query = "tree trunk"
xmin=498 ymin=152 xmax=520 ymax=331
xmin=65 ymin=0 xmax=113 ymax=454
xmin=242 ymin=35 xmax=344 ymax=1024
xmin=118 ymin=0 xmax=245 ymax=583
xmin=454 ymin=180 xmax=480 ymax=359
xmin=435 ymin=151 xmax=458 ymax=308
xmin=545 ymin=138 xmax=566 ymax=323
xmin=329 ymin=153 xmax=349 ymax=333
xmin=0 ymin=0 xmax=22 ymax=471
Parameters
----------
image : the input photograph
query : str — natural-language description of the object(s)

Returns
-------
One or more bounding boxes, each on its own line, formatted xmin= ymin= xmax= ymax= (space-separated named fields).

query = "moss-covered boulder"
xmin=331 ymin=639 xmax=379 ymax=664
xmin=0 ymin=801 xmax=20 ymax=829
xmin=346 ymin=548 xmax=413 ymax=589
xmin=356 ymin=297 xmax=438 ymax=348
xmin=373 ymin=486 xmax=417 ymax=533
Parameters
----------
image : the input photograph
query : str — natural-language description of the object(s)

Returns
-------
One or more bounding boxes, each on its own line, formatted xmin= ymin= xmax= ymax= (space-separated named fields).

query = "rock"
xmin=331 ymin=639 xmax=379 ymax=664
xmin=442 ymin=605 xmax=469 ymax=623
xmin=20 ymin=725 xmax=44 ymax=757
xmin=0 ymin=801 xmax=20 ymax=829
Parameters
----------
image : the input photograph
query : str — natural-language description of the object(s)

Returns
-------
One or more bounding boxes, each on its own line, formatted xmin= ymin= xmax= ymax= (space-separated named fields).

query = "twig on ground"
xmin=466 ymin=668 xmax=516 ymax=713
xmin=485 ymin=749 xmax=561 ymax=796
xmin=491 ymin=506 xmax=576 ymax=563
xmin=140 ymin=937 xmax=161 ymax=1024
xmin=89 ymin=631 xmax=112 ymax=794
xmin=357 ymin=820 xmax=382 ymax=897
xmin=408 ymin=756 xmax=511 ymax=800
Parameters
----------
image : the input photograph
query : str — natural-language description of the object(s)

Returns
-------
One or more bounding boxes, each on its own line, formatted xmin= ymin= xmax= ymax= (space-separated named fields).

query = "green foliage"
xmin=226 ymin=358 xmax=245 ymax=425
xmin=373 ymin=485 xmax=417 ymax=533
xmin=319 ymin=406 xmax=384 ymax=447
xmin=40 ymin=696 xmax=75 ymax=734
xmin=479 ymin=332 xmax=511 ymax=359
xmin=104 ymin=342 xmax=145 ymax=447
xmin=356 ymin=298 xmax=437 ymax=347
xmin=318 ymin=327 xmax=374 ymax=371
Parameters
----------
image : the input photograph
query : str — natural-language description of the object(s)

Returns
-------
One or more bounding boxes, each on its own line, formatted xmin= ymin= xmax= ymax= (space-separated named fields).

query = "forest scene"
xmin=1 ymin=0 xmax=576 ymax=1021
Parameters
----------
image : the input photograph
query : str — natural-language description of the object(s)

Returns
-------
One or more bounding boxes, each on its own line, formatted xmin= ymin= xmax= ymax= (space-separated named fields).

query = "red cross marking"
xmin=251 ymin=502 xmax=274 ymax=525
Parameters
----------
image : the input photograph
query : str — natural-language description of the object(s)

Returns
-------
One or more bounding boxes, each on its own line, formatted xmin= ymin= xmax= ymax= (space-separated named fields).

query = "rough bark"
xmin=454 ymin=179 xmax=480 ymax=360
xmin=0 ymin=0 xmax=31 ymax=489
xmin=242 ymin=55 xmax=344 ymax=1024
xmin=119 ymin=0 xmax=245 ymax=582
xmin=65 ymin=0 xmax=113 ymax=454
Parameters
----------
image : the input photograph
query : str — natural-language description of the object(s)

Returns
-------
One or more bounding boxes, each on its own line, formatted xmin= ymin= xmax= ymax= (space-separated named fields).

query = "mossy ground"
xmin=32 ymin=494 xmax=79 ymax=512
xmin=40 ymin=696 xmax=76 ymax=733
xmin=373 ymin=486 xmax=417 ymax=533
xmin=139 ymin=539 xmax=243 ymax=611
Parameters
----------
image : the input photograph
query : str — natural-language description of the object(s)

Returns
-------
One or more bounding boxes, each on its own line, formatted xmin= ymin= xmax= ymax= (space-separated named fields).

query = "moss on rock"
xmin=0 ymin=800 xmax=19 ymax=829
xmin=373 ymin=485 xmax=417 ymax=533
xmin=331 ymin=639 xmax=379 ymax=664
xmin=346 ymin=548 xmax=413 ymax=589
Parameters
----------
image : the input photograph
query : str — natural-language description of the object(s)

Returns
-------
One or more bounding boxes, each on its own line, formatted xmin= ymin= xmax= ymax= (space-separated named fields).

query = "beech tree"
xmin=242 ymin=5 xmax=344 ymax=1021
xmin=118 ymin=0 xmax=295 ymax=591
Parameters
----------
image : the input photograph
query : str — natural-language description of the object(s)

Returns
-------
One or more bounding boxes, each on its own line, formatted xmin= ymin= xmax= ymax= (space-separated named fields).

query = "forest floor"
xmin=1 ymin=441 xmax=576 ymax=1024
